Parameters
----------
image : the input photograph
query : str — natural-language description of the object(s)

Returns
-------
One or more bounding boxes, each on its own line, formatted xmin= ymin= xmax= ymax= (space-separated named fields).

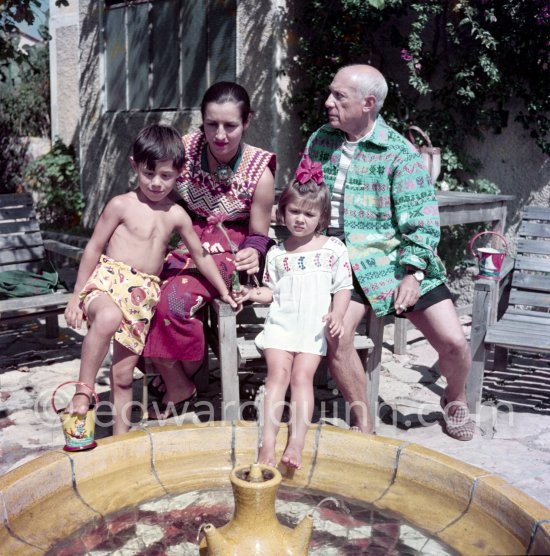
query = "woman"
xmin=143 ymin=82 xmax=276 ymax=418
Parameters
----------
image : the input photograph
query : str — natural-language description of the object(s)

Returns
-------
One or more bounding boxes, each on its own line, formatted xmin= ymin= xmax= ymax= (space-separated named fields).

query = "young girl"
xmin=232 ymin=157 xmax=353 ymax=469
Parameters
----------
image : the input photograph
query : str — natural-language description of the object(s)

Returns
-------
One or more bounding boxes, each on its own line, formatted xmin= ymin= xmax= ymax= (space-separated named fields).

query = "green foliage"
xmin=292 ymin=0 xmax=550 ymax=182
xmin=24 ymin=139 xmax=84 ymax=230
xmin=0 ymin=43 xmax=50 ymax=194
xmin=0 ymin=0 xmax=68 ymax=81
xmin=291 ymin=0 xmax=548 ymax=269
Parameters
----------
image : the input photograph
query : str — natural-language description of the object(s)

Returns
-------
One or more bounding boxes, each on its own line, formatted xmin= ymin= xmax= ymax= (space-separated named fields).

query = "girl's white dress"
xmin=255 ymin=236 xmax=353 ymax=355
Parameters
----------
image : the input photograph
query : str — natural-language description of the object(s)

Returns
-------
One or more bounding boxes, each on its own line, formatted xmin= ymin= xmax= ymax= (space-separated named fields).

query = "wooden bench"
xmin=0 ymin=193 xmax=83 ymax=338
xmin=467 ymin=206 xmax=550 ymax=411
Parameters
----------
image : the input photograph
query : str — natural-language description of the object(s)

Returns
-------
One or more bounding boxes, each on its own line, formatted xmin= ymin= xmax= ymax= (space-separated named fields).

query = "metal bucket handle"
xmin=469 ymin=231 xmax=509 ymax=259
xmin=51 ymin=381 xmax=99 ymax=414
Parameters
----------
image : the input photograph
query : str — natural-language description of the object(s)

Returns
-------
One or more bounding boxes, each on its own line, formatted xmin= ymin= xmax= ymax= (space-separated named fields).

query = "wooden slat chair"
xmin=203 ymin=220 xmax=385 ymax=424
xmin=467 ymin=206 xmax=550 ymax=411
xmin=143 ymin=223 xmax=385 ymax=425
xmin=205 ymin=298 xmax=382 ymax=423
xmin=0 ymin=193 xmax=83 ymax=338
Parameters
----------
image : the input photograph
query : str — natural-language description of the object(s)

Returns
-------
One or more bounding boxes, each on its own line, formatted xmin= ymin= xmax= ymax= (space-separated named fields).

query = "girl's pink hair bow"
xmin=295 ymin=155 xmax=324 ymax=185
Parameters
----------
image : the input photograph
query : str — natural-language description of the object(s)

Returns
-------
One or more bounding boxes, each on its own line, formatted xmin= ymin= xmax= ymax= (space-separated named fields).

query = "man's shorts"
xmin=351 ymin=274 xmax=452 ymax=318
xmin=79 ymin=255 xmax=161 ymax=354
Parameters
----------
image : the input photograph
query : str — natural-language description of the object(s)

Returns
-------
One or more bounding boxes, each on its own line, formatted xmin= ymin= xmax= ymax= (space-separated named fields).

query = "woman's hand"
xmin=234 ymin=247 xmax=260 ymax=275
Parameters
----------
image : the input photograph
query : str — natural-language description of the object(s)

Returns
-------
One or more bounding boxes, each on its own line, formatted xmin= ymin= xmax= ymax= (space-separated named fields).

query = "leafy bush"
xmin=291 ymin=0 xmax=549 ymax=183
xmin=0 ymin=43 xmax=50 ymax=194
xmin=290 ymin=0 xmax=548 ymax=268
xmin=24 ymin=138 xmax=84 ymax=230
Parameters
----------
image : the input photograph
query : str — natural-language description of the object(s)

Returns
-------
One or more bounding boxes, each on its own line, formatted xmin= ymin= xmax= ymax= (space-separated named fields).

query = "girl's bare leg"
xmin=258 ymin=349 xmax=293 ymax=467
xmin=282 ymin=353 xmax=321 ymax=469
xmin=110 ymin=341 xmax=140 ymax=435
xmin=68 ymin=294 xmax=122 ymax=414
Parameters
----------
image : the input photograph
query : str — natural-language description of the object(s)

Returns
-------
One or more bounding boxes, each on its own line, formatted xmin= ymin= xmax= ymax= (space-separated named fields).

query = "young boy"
xmin=64 ymin=124 xmax=237 ymax=435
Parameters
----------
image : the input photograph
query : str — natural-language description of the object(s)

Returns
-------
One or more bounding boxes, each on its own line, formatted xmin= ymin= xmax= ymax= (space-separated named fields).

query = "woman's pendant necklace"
xmin=208 ymin=145 xmax=240 ymax=186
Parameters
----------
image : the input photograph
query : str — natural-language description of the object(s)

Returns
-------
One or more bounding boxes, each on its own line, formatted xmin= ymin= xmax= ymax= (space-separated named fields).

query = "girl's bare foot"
xmin=257 ymin=445 xmax=276 ymax=467
xmin=281 ymin=446 xmax=302 ymax=470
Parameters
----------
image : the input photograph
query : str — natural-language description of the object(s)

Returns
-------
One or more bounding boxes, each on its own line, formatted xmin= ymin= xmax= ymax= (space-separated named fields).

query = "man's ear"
xmin=363 ymin=95 xmax=376 ymax=113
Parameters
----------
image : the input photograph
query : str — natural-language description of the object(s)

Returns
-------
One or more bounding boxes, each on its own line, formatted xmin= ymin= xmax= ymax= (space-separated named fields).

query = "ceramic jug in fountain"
xmin=199 ymin=463 xmax=313 ymax=555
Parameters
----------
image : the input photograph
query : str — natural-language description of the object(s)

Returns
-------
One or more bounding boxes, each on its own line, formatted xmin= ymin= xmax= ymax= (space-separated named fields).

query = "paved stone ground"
xmin=1 ymin=315 xmax=549 ymax=509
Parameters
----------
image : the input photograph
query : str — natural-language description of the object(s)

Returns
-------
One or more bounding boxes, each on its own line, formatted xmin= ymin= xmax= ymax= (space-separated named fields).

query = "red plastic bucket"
xmin=469 ymin=231 xmax=508 ymax=280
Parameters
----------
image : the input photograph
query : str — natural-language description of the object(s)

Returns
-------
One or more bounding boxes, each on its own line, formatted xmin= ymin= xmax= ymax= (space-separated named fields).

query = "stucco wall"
xmin=465 ymin=110 xmax=550 ymax=238
xmin=49 ymin=0 xmax=79 ymax=147
xmin=77 ymin=0 xmax=298 ymax=228
xmin=70 ymin=1 xmax=546 ymax=231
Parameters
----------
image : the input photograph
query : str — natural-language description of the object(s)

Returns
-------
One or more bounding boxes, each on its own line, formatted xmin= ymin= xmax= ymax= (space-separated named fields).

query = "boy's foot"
xmin=281 ymin=446 xmax=302 ymax=470
xmin=66 ymin=392 xmax=92 ymax=415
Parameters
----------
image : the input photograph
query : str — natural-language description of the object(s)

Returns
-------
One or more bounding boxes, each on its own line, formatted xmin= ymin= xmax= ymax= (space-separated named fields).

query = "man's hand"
xmin=393 ymin=275 xmax=421 ymax=315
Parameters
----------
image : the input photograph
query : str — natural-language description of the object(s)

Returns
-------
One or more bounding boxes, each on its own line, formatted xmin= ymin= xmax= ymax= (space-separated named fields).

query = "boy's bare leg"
xmin=110 ymin=341 xmax=140 ymax=435
xmin=326 ymin=300 xmax=374 ymax=433
xmin=282 ymin=353 xmax=321 ymax=470
xmin=68 ymin=294 xmax=122 ymax=414
xmin=258 ymin=349 xmax=292 ymax=467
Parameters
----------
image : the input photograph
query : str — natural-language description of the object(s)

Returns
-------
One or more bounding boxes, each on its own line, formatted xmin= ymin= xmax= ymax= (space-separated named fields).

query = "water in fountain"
xmin=47 ymin=486 xmax=456 ymax=555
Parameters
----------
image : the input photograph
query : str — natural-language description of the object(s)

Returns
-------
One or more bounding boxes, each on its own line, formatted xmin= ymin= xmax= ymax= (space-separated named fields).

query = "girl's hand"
xmin=231 ymin=285 xmax=251 ymax=304
xmin=64 ymin=295 xmax=84 ymax=329
xmin=234 ymin=247 xmax=260 ymax=275
xmin=323 ymin=312 xmax=345 ymax=338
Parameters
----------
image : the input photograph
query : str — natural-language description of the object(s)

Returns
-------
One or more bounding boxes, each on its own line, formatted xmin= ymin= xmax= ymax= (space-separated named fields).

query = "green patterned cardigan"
xmin=303 ymin=117 xmax=447 ymax=317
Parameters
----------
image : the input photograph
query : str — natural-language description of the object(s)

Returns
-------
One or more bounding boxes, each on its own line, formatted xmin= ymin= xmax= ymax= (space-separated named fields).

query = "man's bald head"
xmin=336 ymin=64 xmax=388 ymax=115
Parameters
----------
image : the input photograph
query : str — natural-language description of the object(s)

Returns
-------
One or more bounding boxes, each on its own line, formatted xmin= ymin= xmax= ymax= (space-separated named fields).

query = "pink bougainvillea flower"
xmin=401 ymin=49 xmax=413 ymax=62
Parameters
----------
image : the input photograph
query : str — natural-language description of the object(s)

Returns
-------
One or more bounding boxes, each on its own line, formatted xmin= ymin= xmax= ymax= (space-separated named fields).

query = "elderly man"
xmin=302 ymin=64 xmax=474 ymax=441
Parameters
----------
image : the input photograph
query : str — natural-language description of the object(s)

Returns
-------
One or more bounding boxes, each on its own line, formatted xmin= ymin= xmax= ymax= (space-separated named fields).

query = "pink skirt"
xmin=143 ymin=220 xmax=247 ymax=361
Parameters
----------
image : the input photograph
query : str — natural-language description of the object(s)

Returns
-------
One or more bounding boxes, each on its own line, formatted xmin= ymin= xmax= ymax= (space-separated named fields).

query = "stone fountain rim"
xmin=0 ymin=421 xmax=549 ymax=555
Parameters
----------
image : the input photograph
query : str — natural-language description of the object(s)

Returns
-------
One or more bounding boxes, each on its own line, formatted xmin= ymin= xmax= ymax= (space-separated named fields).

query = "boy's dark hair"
xmin=276 ymin=179 xmax=331 ymax=233
xmin=200 ymin=81 xmax=253 ymax=124
xmin=133 ymin=125 xmax=185 ymax=171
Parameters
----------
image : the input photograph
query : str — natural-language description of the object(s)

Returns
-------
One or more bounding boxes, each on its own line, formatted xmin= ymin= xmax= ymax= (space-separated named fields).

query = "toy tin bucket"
xmin=469 ymin=231 xmax=509 ymax=280
xmin=52 ymin=381 xmax=99 ymax=452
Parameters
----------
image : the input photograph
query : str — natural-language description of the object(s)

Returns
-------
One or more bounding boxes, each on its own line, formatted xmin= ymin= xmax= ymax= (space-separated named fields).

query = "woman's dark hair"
xmin=133 ymin=124 xmax=185 ymax=171
xmin=200 ymin=81 xmax=253 ymax=124
xmin=276 ymin=179 xmax=331 ymax=233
